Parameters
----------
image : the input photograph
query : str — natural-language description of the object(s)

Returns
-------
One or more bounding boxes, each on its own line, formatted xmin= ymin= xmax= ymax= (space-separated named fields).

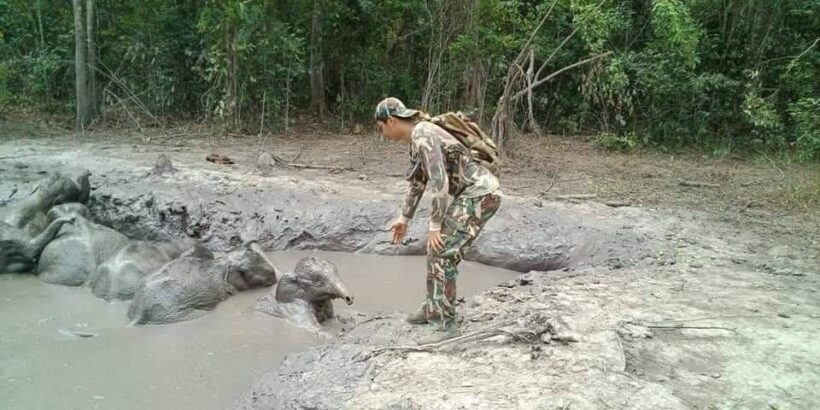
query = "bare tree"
xmin=459 ymin=0 xmax=488 ymax=122
xmin=86 ymin=0 xmax=99 ymax=119
xmin=490 ymin=0 xmax=613 ymax=150
xmin=421 ymin=0 xmax=475 ymax=113
xmin=73 ymin=0 xmax=89 ymax=128
xmin=309 ymin=0 xmax=326 ymax=120
xmin=71 ymin=0 xmax=100 ymax=128
xmin=36 ymin=0 xmax=45 ymax=49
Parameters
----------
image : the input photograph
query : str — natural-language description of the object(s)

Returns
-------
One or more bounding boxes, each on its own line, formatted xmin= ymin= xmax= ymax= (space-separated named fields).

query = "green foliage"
xmin=650 ymin=0 xmax=700 ymax=69
xmin=788 ymin=97 xmax=820 ymax=162
xmin=742 ymin=74 xmax=785 ymax=149
xmin=0 ymin=0 xmax=815 ymax=161
xmin=196 ymin=0 xmax=305 ymax=128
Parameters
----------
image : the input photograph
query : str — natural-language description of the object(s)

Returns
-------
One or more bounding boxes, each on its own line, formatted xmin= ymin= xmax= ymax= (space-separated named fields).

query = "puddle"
xmin=0 ymin=251 xmax=518 ymax=410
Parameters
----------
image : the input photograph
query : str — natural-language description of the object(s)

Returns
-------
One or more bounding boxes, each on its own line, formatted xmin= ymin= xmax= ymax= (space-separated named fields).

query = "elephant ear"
xmin=247 ymin=241 xmax=280 ymax=278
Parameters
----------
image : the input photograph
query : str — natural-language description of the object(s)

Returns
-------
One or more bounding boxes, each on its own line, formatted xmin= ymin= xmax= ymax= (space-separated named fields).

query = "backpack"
xmin=422 ymin=111 xmax=502 ymax=177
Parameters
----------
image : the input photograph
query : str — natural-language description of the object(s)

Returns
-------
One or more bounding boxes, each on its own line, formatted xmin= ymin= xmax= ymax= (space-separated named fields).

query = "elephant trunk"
xmin=25 ymin=217 xmax=73 ymax=259
xmin=329 ymin=274 xmax=354 ymax=305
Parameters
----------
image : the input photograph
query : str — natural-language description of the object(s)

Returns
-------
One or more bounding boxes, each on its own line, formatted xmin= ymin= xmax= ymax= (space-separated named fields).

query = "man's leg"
xmin=421 ymin=193 xmax=502 ymax=331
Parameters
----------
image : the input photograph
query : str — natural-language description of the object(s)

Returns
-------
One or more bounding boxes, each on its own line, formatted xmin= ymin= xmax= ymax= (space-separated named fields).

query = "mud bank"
xmin=85 ymin=170 xmax=669 ymax=273
xmin=0 ymin=140 xmax=670 ymax=274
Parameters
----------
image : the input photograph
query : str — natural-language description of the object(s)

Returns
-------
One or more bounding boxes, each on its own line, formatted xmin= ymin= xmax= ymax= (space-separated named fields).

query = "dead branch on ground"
xmin=360 ymin=314 xmax=573 ymax=361
xmin=678 ymin=180 xmax=720 ymax=188
xmin=552 ymin=194 xmax=598 ymax=200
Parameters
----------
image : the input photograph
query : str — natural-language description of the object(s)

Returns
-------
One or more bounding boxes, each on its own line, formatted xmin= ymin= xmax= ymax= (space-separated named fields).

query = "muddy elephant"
xmin=0 ymin=171 xmax=91 ymax=237
xmin=90 ymin=237 xmax=199 ymax=301
xmin=127 ymin=242 xmax=279 ymax=325
xmin=0 ymin=217 xmax=75 ymax=274
xmin=37 ymin=204 xmax=130 ymax=286
xmin=256 ymin=257 xmax=354 ymax=331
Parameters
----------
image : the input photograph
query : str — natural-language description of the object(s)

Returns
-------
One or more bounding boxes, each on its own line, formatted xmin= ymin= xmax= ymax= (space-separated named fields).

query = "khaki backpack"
xmin=422 ymin=111 xmax=502 ymax=177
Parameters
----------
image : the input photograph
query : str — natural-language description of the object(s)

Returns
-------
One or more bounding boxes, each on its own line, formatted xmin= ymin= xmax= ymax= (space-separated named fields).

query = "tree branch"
xmin=512 ymin=51 xmax=614 ymax=101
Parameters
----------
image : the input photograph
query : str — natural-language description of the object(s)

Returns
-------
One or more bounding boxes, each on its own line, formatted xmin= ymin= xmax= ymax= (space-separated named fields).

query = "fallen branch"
xmin=626 ymin=320 xmax=738 ymax=334
xmin=267 ymin=152 xmax=354 ymax=172
xmin=643 ymin=325 xmax=738 ymax=333
xmin=360 ymin=315 xmax=568 ymax=361
xmin=678 ymin=180 xmax=720 ymax=188
xmin=604 ymin=200 xmax=631 ymax=208
xmin=553 ymin=194 xmax=597 ymax=200
xmin=364 ymin=320 xmax=518 ymax=359
xmin=288 ymin=163 xmax=355 ymax=172
xmin=355 ymin=315 xmax=392 ymax=326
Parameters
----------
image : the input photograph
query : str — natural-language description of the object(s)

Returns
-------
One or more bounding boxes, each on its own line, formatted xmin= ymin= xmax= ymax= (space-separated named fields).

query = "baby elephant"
xmin=38 ymin=204 xmax=130 ymax=286
xmin=0 ymin=217 xmax=74 ymax=274
xmin=128 ymin=242 xmax=278 ymax=325
xmin=257 ymin=257 xmax=354 ymax=331
xmin=1 ymin=170 xmax=91 ymax=237
xmin=91 ymin=238 xmax=198 ymax=301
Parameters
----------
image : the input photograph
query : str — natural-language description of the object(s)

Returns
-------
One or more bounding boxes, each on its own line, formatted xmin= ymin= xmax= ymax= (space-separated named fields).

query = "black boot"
xmin=405 ymin=307 xmax=429 ymax=325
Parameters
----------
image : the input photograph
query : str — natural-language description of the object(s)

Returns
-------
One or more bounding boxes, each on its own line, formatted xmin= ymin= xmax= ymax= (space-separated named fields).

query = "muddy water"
xmin=0 ymin=251 xmax=518 ymax=410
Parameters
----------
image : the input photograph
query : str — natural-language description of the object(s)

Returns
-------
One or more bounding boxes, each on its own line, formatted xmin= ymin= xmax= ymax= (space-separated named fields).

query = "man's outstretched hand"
xmin=427 ymin=230 xmax=443 ymax=253
xmin=389 ymin=219 xmax=408 ymax=244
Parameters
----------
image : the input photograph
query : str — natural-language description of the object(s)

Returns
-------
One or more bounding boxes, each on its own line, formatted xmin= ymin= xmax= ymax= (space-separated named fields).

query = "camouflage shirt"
xmin=399 ymin=121 xmax=500 ymax=231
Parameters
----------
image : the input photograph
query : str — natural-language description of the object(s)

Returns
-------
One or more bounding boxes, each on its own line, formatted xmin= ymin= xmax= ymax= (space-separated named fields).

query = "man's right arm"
xmin=398 ymin=176 xmax=426 ymax=224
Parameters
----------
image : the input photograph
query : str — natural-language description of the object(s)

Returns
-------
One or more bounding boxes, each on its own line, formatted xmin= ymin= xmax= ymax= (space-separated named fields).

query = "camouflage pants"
xmin=422 ymin=192 xmax=502 ymax=330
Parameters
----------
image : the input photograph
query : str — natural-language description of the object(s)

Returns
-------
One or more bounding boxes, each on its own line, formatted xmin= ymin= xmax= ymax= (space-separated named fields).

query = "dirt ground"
xmin=1 ymin=116 xmax=818 ymax=409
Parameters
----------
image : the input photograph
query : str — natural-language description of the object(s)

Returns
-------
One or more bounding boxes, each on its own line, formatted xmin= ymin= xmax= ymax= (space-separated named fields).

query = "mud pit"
xmin=0 ymin=253 xmax=519 ymax=410
xmin=1 ymin=132 xmax=818 ymax=410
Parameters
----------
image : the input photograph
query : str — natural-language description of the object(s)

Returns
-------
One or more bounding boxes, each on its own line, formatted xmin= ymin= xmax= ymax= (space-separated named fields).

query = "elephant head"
xmin=257 ymin=256 xmax=354 ymax=331
xmin=224 ymin=242 xmax=280 ymax=293
xmin=274 ymin=257 xmax=354 ymax=306
xmin=38 ymin=170 xmax=92 ymax=209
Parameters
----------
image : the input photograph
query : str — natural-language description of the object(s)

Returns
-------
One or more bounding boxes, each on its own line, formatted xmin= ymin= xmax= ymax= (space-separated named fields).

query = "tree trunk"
xmin=221 ymin=19 xmax=239 ymax=129
xmin=284 ymin=69 xmax=291 ymax=134
xmin=85 ymin=0 xmax=99 ymax=119
xmin=309 ymin=0 xmax=326 ymax=120
xmin=73 ymin=0 xmax=90 ymax=128
xmin=491 ymin=97 xmax=510 ymax=152
xmin=36 ymin=0 xmax=45 ymax=49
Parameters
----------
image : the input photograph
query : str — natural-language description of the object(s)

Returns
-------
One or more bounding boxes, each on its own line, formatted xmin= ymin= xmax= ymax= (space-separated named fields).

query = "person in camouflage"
xmin=375 ymin=97 xmax=502 ymax=343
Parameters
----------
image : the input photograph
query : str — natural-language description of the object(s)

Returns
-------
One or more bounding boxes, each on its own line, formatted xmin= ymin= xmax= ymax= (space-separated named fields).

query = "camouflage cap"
xmin=374 ymin=97 xmax=418 ymax=121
